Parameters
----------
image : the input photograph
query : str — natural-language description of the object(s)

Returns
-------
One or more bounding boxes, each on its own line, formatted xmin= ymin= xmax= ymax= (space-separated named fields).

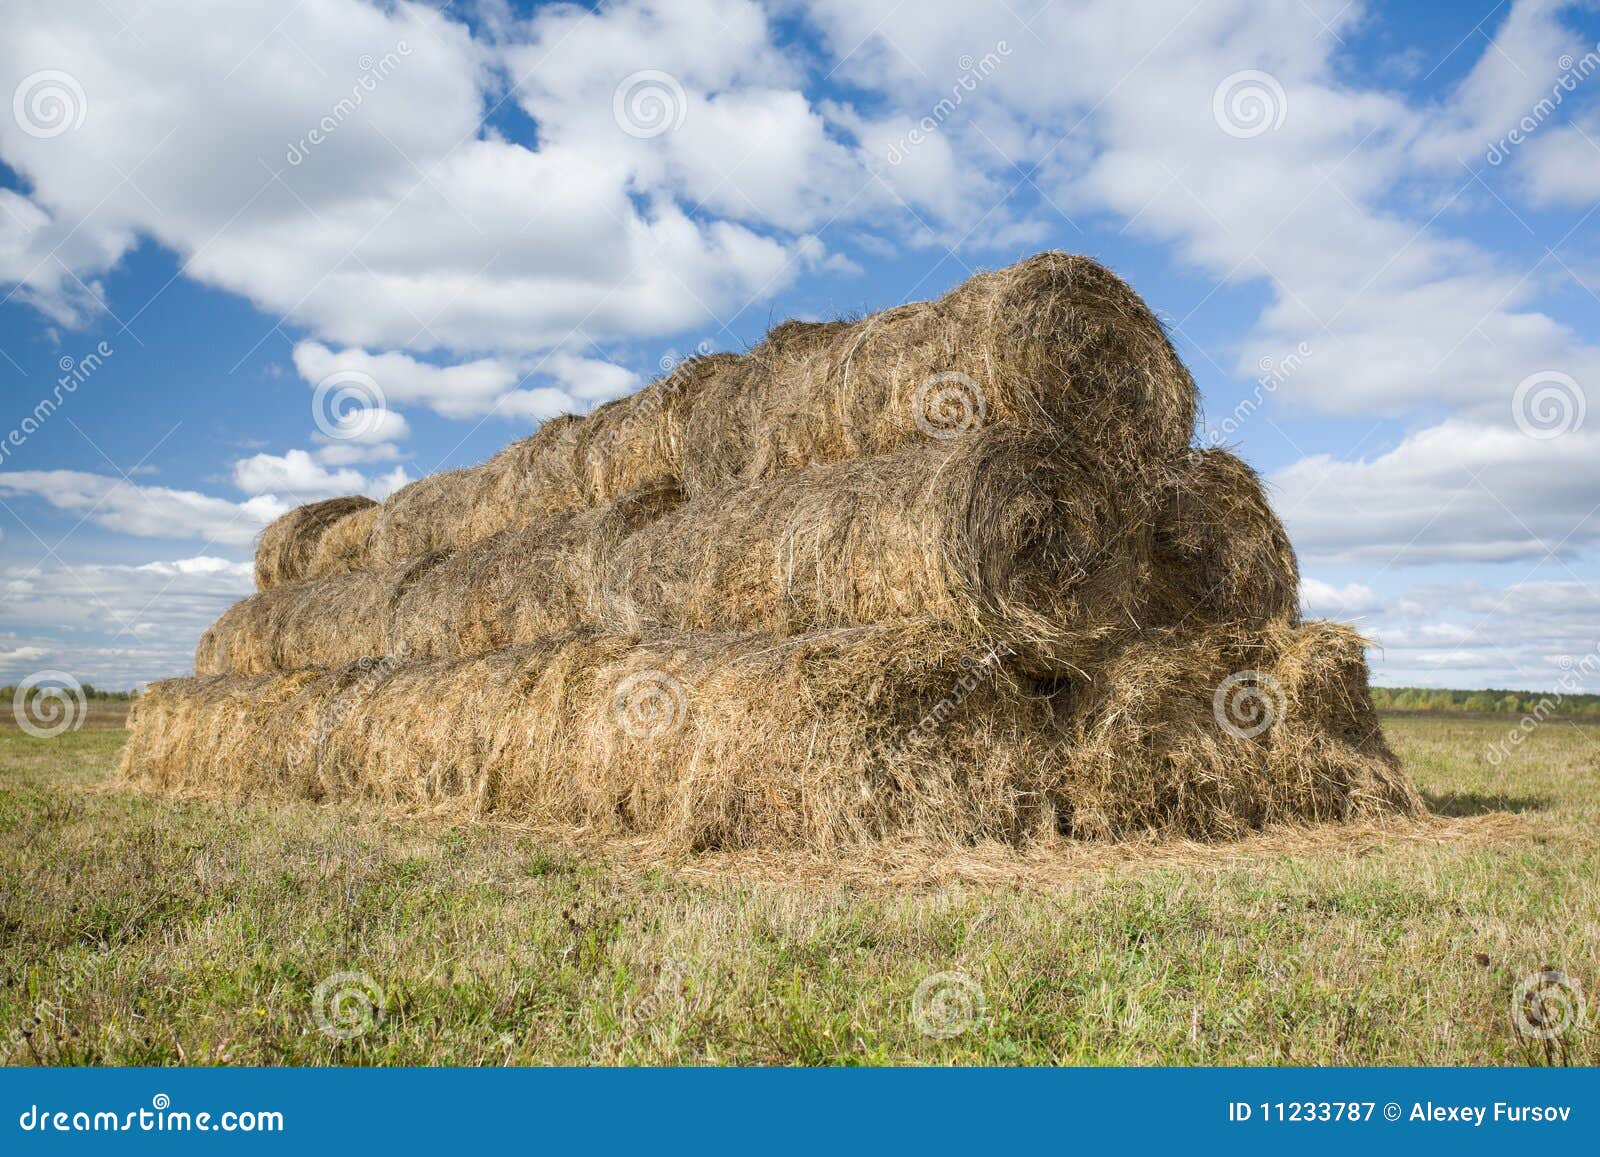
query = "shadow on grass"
xmin=1423 ymin=790 xmax=1553 ymax=817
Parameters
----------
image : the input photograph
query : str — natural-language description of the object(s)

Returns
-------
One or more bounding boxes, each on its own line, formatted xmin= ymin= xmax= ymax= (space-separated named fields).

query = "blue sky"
xmin=1 ymin=0 xmax=1597 ymax=691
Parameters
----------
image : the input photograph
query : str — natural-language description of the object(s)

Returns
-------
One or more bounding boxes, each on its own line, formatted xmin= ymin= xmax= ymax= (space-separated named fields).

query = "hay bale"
xmin=679 ymin=251 xmax=1196 ymax=492
xmin=1054 ymin=619 xmax=1420 ymax=840
xmin=195 ymin=553 xmax=442 ymax=676
xmin=197 ymin=482 xmax=680 ymax=674
xmin=252 ymin=496 xmax=376 ymax=591
xmin=365 ymin=356 xmax=740 ymax=567
xmin=125 ymin=620 xmax=1420 ymax=853
xmin=394 ymin=481 xmax=684 ymax=659
xmin=127 ymin=624 xmax=1063 ymax=852
xmin=605 ymin=424 xmax=1148 ymax=673
xmin=188 ymin=429 xmax=1142 ymax=677
xmin=1146 ymin=448 xmax=1299 ymax=629
xmin=284 ymin=254 xmax=1193 ymax=579
xmin=303 ymin=502 xmax=380 ymax=580
xmin=118 ymin=667 xmax=331 ymax=799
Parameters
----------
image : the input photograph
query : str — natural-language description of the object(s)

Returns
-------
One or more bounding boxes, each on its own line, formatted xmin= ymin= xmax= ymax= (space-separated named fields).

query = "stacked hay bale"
xmin=123 ymin=252 xmax=1419 ymax=853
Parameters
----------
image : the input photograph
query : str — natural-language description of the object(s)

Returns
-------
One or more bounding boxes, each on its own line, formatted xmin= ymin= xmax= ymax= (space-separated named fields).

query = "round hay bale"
xmin=605 ymin=423 xmax=1149 ymax=674
xmin=128 ymin=623 xmax=1064 ymax=853
xmin=253 ymin=496 xmax=376 ymax=591
xmin=197 ymin=482 xmax=681 ymax=674
xmin=195 ymin=429 xmax=1143 ymax=677
xmin=302 ymin=502 xmax=380 ymax=580
xmin=196 ymin=553 xmax=442 ymax=676
xmin=1055 ymin=620 xmax=1420 ymax=840
xmin=394 ymin=481 xmax=684 ymax=660
xmin=127 ymin=620 xmax=1420 ymax=854
xmin=365 ymin=355 xmax=741 ymax=568
xmin=1147 ymin=448 xmax=1299 ymax=629
xmin=285 ymin=254 xmax=1194 ymax=580
xmin=680 ymin=251 xmax=1196 ymax=493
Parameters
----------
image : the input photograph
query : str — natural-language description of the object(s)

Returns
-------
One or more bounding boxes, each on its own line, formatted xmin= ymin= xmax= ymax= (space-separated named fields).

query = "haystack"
xmin=677 ymin=252 xmax=1195 ymax=492
xmin=127 ymin=249 xmax=1418 ymax=857
xmin=204 ymin=426 xmax=1144 ymax=676
xmin=124 ymin=619 xmax=1416 ymax=854
xmin=251 ymin=253 xmax=1193 ymax=586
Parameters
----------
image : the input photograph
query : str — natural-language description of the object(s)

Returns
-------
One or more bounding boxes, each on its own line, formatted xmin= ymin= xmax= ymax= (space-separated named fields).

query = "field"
xmin=2 ymin=709 xmax=1596 ymax=1066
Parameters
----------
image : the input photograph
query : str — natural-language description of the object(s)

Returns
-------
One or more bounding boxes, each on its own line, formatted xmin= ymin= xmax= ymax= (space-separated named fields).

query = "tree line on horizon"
xmin=1371 ymin=686 xmax=1600 ymax=718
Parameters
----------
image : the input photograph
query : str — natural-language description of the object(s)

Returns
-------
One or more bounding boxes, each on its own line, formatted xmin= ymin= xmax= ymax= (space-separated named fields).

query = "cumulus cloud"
xmin=0 ymin=555 xmax=255 ymax=686
xmin=230 ymin=450 xmax=409 ymax=503
xmin=0 ymin=471 xmax=284 ymax=546
xmin=0 ymin=0 xmax=809 ymax=351
xmin=1306 ymin=577 xmax=1600 ymax=690
xmin=1272 ymin=419 xmax=1599 ymax=565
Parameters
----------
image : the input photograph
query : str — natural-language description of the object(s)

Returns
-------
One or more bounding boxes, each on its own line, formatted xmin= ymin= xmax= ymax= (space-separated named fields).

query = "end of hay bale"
xmin=1053 ymin=619 xmax=1418 ymax=840
xmin=1146 ymin=448 xmax=1299 ymax=630
xmin=253 ymin=495 xmax=377 ymax=591
xmin=303 ymin=501 xmax=381 ymax=580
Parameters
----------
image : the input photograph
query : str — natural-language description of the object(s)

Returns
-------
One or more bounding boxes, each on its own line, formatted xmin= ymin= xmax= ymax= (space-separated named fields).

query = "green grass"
xmin=2 ymin=714 xmax=1596 ymax=1066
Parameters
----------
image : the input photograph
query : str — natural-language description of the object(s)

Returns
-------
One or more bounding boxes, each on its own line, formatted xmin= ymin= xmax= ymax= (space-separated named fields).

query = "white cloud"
xmin=1300 ymin=578 xmax=1383 ymax=617
xmin=1516 ymin=113 xmax=1600 ymax=205
xmin=0 ymin=555 xmax=254 ymax=686
xmin=1273 ymin=419 xmax=1599 ymax=565
xmin=230 ymin=450 xmax=409 ymax=503
xmin=0 ymin=0 xmax=810 ymax=351
xmin=1307 ymin=577 xmax=1600 ymax=690
xmin=292 ymin=340 xmax=644 ymax=421
xmin=0 ymin=470 xmax=285 ymax=546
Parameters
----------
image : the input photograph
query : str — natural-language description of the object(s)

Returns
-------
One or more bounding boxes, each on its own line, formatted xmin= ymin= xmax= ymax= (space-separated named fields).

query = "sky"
xmin=0 ymin=0 xmax=1596 ymax=692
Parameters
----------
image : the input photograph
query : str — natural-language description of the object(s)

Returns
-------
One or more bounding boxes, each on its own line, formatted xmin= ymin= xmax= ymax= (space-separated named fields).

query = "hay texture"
xmin=253 ymin=496 xmax=376 ymax=590
xmin=191 ymin=428 xmax=1142 ymax=677
xmin=196 ymin=553 xmax=442 ymax=676
xmin=604 ymin=424 xmax=1146 ymax=673
xmin=129 ymin=625 xmax=1061 ymax=852
xmin=1147 ymin=448 xmax=1299 ymax=629
xmin=282 ymin=253 xmax=1194 ymax=580
xmin=679 ymin=251 xmax=1196 ymax=492
xmin=197 ymin=483 xmax=680 ymax=674
xmin=1054 ymin=619 xmax=1418 ymax=840
xmin=363 ymin=355 xmax=741 ymax=567
xmin=125 ymin=621 xmax=1415 ymax=854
